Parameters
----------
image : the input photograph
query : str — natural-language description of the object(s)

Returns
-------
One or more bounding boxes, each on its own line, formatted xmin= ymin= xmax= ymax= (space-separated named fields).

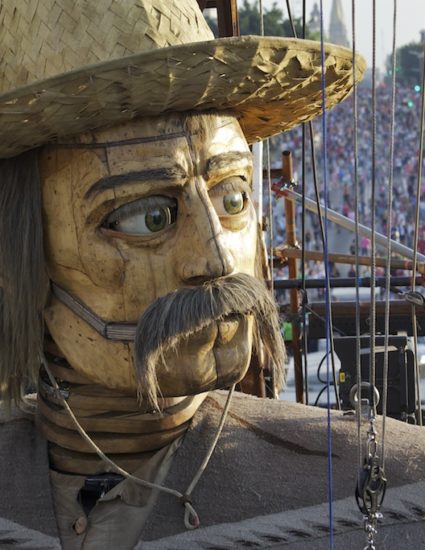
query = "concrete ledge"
xmin=139 ymin=481 xmax=425 ymax=549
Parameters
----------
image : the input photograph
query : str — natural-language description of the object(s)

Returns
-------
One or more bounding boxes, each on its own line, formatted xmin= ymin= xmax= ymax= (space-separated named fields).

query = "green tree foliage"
xmin=386 ymin=40 xmax=423 ymax=87
xmin=238 ymin=0 xmax=299 ymax=36
xmin=205 ymin=0 xmax=310 ymax=39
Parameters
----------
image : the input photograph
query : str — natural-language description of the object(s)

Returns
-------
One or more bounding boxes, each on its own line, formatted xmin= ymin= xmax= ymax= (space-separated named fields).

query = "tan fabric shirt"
xmin=50 ymin=437 xmax=182 ymax=550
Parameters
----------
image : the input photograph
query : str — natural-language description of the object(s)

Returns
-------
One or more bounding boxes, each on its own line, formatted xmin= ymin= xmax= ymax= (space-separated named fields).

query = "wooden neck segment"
xmin=38 ymin=345 xmax=206 ymax=475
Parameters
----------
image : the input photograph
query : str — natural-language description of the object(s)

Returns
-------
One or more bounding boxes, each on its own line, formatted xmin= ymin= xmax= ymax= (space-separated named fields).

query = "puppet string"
xmin=42 ymin=358 xmax=234 ymax=530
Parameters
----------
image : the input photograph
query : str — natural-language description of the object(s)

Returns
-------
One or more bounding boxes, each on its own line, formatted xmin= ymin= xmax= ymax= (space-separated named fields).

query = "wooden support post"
xmin=282 ymin=151 xmax=304 ymax=404
xmin=198 ymin=0 xmax=240 ymax=37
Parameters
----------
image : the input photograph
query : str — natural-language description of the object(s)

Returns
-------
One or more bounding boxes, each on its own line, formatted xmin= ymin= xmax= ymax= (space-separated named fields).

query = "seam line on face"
xmin=105 ymin=145 xmax=128 ymax=320
xmin=194 ymin=179 xmax=226 ymax=277
xmin=183 ymin=116 xmax=227 ymax=278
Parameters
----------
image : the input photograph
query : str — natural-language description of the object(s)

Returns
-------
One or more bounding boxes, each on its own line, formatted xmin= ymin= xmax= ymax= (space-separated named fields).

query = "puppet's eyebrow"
xmin=84 ymin=166 xmax=188 ymax=199
xmin=205 ymin=152 xmax=253 ymax=178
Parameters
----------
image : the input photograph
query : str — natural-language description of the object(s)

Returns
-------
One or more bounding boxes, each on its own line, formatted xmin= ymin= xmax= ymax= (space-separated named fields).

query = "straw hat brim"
xmin=0 ymin=36 xmax=366 ymax=158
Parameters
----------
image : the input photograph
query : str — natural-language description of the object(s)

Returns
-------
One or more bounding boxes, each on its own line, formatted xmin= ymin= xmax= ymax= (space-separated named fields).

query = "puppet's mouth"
xmin=134 ymin=273 xmax=284 ymax=407
xmin=145 ymin=313 xmax=254 ymax=398
xmin=217 ymin=313 xmax=244 ymax=343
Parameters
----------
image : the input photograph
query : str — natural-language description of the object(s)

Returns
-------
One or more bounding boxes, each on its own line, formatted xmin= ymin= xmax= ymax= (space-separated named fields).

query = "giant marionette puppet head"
xmin=0 ymin=0 xmax=364 ymax=414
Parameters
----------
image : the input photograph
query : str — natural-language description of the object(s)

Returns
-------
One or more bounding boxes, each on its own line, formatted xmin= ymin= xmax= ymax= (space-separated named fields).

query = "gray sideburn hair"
xmin=0 ymin=150 xmax=48 ymax=406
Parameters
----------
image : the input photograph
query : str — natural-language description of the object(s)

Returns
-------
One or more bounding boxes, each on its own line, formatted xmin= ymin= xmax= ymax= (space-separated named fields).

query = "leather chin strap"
xmin=51 ymin=282 xmax=137 ymax=341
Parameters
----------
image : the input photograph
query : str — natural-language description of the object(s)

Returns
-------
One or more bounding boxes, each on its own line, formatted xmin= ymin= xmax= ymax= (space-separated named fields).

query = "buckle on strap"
xmin=51 ymin=283 xmax=137 ymax=341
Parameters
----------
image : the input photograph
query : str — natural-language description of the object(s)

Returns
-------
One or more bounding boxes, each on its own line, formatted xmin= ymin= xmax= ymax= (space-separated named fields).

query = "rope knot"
xmin=180 ymin=493 xmax=192 ymax=506
xmin=182 ymin=495 xmax=200 ymax=530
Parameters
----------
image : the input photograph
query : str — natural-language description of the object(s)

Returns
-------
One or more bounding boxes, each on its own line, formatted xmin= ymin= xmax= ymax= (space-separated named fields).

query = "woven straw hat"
xmin=0 ymin=0 xmax=365 ymax=158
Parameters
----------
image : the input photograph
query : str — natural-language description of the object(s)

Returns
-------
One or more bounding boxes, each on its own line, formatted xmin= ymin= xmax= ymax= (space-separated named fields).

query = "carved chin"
xmin=154 ymin=314 xmax=254 ymax=397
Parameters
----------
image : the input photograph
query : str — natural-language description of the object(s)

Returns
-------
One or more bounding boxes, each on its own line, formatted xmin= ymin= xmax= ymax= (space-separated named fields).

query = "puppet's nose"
xmin=175 ymin=183 xmax=235 ymax=284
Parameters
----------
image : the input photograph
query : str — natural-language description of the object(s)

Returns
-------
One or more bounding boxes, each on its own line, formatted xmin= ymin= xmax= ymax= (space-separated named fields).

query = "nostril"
xmin=205 ymin=231 xmax=235 ymax=277
xmin=184 ymin=275 xmax=215 ymax=286
xmin=217 ymin=249 xmax=235 ymax=278
xmin=180 ymin=254 xmax=234 ymax=283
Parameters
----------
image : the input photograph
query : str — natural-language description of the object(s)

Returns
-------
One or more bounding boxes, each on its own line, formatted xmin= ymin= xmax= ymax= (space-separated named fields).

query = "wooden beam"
xmin=198 ymin=0 xmax=240 ymax=37
xmin=274 ymin=247 xmax=425 ymax=273
xmin=282 ymin=151 xmax=304 ymax=404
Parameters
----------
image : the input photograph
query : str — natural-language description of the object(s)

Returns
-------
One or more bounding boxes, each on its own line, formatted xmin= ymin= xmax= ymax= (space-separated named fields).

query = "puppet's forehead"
xmin=59 ymin=111 xmax=248 ymax=148
xmin=41 ymin=113 xmax=252 ymax=197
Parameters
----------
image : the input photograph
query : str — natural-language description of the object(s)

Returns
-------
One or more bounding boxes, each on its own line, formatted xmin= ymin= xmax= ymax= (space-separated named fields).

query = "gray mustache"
xmin=134 ymin=273 xmax=285 ymax=407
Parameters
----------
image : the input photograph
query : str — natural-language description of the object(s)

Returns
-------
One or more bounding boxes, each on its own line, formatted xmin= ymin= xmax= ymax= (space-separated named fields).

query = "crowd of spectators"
xmin=268 ymin=79 xmax=425 ymax=290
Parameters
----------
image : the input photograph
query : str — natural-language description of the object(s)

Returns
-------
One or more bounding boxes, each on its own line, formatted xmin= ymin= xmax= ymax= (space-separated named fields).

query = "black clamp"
xmin=355 ymin=454 xmax=387 ymax=516
xmin=78 ymin=473 xmax=125 ymax=515
xmin=299 ymin=288 xmax=309 ymax=307
xmin=278 ymin=176 xmax=297 ymax=189
xmin=404 ymin=290 xmax=425 ymax=308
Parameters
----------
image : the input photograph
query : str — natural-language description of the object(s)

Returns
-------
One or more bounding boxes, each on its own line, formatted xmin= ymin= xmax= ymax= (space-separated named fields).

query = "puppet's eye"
xmin=210 ymin=176 xmax=250 ymax=217
xmin=222 ymin=192 xmax=246 ymax=215
xmin=102 ymin=196 xmax=177 ymax=235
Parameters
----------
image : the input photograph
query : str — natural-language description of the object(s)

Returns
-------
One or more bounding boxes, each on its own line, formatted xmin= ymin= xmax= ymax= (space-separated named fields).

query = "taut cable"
xmin=352 ymin=0 xmax=363 ymax=475
xmin=285 ymin=0 xmax=340 ymax=410
xmin=356 ymin=4 xmax=387 ymax=549
xmin=319 ymin=1 xmax=334 ymax=546
xmin=410 ymin=36 xmax=425 ymax=426
xmin=381 ymin=0 xmax=398 ymax=466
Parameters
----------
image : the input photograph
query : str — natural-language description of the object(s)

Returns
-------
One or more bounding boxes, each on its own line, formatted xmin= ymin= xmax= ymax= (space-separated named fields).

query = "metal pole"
xmin=275 ymin=247 xmax=425 ymax=273
xmin=275 ymin=186 xmax=425 ymax=263
xmin=273 ymin=275 xmax=423 ymax=290
xmin=282 ymin=151 xmax=304 ymax=404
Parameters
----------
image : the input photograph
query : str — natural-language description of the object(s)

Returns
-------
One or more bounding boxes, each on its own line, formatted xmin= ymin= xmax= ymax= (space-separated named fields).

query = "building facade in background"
xmin=329 ymin=0 xmax=349 ymax=47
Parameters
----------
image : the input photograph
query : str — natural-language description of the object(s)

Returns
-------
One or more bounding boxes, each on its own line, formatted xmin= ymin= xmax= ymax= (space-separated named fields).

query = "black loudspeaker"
xmin=334 ymin=335 xmax=416 ymax=421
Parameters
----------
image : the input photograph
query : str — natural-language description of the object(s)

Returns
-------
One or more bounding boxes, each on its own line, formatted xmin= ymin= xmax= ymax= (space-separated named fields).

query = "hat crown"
xmin=0 ymin=0 xmax=214 ymax=94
